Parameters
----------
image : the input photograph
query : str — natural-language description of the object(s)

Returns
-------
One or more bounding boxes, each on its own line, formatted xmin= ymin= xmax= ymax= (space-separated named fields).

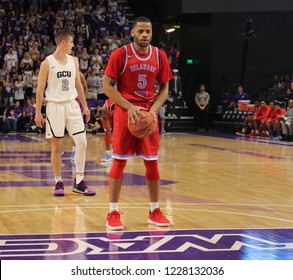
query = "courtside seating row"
xmin=213 ymin=110 xmax=249 ymax=133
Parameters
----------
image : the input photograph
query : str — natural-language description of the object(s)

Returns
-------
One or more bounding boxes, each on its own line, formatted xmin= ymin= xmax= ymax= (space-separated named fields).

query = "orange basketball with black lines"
xmin=128 ymin=111 xmax=156 ymax=138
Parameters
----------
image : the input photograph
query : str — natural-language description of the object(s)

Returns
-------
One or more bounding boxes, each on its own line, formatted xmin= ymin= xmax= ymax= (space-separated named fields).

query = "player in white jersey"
xmin=35 ymin=29 xmax=96 ymax=197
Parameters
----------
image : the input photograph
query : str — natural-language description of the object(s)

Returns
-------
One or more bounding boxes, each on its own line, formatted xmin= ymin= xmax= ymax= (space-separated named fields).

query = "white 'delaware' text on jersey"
xmin=45 ymin=54 xmax=77 ymax=103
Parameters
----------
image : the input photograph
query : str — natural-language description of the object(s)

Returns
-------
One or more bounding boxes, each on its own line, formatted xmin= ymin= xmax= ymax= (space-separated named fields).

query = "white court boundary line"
xmin=0 ymin=206 xmax=292 ymax=224
xmin=0 ymin=202 xmax=292 ymax=208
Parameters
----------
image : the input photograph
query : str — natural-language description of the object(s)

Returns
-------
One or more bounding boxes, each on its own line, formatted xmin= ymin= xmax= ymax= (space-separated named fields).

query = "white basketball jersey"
xmin=45 ymin=54 xmax=77 ymax=103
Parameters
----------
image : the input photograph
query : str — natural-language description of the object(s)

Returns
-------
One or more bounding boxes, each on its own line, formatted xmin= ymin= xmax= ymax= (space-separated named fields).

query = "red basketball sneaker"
xmin=148 ymin=208 xmax=170 ymax=226
xmin=235 ymin=131 xmax=246 ymax=136
xmin=246 ymin=132 xmax=257 ymax=138
xmin=106 ymin=211 xmax=124 ymax=230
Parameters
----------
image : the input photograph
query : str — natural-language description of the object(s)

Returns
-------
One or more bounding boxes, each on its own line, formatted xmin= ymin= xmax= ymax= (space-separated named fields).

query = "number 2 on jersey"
xmin=62 ymin=79 xmax=69 ymax=91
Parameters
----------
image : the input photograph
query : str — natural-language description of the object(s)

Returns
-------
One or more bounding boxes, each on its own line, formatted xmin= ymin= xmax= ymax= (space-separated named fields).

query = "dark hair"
xmin=132 ymin=16 xmax=152 ymax=28
xmin=274 ymin=101 xmax=281 ymax=106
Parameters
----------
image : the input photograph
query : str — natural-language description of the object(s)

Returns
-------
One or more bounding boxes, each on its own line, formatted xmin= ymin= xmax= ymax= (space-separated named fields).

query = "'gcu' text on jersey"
xmin=119 ymin=43 xmax=161 ymax=101
xmin=57 ymin=71 xmax=72 ymax=78
xmin=45 ymin=55 xmax=78 ymax=103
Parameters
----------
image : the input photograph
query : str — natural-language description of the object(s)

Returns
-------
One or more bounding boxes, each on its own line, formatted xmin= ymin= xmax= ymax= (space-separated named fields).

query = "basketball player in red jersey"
xmin=103 ymin=16 xmax=173 ymax=230
xmin=101 ymin=98 xmax=115 ymax=162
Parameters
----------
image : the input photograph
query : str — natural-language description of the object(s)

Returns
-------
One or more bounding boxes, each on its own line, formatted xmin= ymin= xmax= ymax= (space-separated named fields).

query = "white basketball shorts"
xmin=46 ymin=100 xmax=85 ymax=138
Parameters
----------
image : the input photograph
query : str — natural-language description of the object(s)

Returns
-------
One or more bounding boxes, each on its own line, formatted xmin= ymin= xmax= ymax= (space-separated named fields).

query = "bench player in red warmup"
xmin=103 ymin=16 xmax=173 ymax=230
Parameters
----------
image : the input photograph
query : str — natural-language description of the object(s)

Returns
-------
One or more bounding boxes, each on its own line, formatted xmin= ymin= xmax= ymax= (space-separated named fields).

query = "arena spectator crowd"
xmin=0 ymin=0 xmax=133 ymax=133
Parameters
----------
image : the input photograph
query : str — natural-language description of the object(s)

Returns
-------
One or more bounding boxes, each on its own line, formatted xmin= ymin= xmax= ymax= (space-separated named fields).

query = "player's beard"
xmin=135 ymin=37 xmax=151 ymax=48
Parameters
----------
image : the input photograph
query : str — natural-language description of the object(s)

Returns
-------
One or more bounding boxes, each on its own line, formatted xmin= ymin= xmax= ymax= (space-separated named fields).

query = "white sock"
xmin=106 ymin=150 xmax=111 ymax=155
xmin=110 ymin=203 xmax=119 ymax=212
xmin=150 ymin=202 xmax=159 ymax=212
xmin=72 ymin=133 xmax=87 ymax=183
xmin=242 ymin=128 xmax=245 ymax=133
xmin=55 ymin=176 xmax=62 ymax=184
xmin=76 ymin=173 xmax=84 ymax=184
xmin=256 ymin=130 xmax=259 ymax=134
xmin=251 ymin=130 xmax=255 ymax=133
xmin=266 ymin=131 xmax=270 ymax=135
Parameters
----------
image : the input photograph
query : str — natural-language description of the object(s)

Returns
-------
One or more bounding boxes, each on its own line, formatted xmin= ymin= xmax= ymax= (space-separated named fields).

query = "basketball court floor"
xmin=0 ymin=131 xmax=292 ymax=260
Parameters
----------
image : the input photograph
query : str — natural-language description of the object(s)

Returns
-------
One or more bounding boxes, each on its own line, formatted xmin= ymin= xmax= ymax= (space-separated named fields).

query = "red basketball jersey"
xmin=105 ymin=43 xmax=172 ymax=102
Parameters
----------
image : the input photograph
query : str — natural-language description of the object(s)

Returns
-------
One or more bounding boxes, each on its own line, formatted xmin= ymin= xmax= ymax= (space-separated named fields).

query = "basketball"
xmin=128 ymin=111 xmax=156 ymax=138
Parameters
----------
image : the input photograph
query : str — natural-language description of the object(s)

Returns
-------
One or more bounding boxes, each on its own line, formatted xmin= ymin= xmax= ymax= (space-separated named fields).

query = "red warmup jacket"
xmin=255 ymin=106 xmax=271 ymax=121
xmin=270 ymin=108 xmax=286 ymax=122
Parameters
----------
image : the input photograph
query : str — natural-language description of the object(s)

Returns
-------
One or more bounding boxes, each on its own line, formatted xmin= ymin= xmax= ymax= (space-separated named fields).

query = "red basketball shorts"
xmin=112 ymin=103 xmax=159 ymax=160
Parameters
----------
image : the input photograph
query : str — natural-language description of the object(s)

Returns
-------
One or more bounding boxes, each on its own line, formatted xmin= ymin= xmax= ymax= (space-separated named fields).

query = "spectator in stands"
xmin=79 ymin=47 xmax=90 ymax=73
xmin=97 ymin=68 xmax=106 ymax=100
xmin=16 ymin=35 xmax=27 ymax=59
xmin=102 ymin=29 xmax=113 ymax=44
xmin=2 ymin=73 xmax=14 ymax=106
xmin=166 ymin=69 xmax=182 ymax=119
xmin=30 ymin=68 xmax=39 ymax=97
xmin=87 ymin=103 xmax=101 ymax=133
xmin=36 ymin=53 xmax=46 ymax=69
xmin=222 ymin=89 xmax=234 ymax=112
xmin=43 ymin=39 xmax=56 ymax=56
xmin=284 ymin=75 xmax=291 ymax=90
xmin=108 ymin=0 xmax=118 ymax=12
xmin=77 ymin=17 xmax=91 ymax=39
xmin=65 ymin=19 xmax=76 ymax=32
xmin=76 ymin=2 xmax=86 ymax=15
xmin=77 ymin=26 xmax=89 ymax=42
xmin=90 ymin=48 xmax=103 ymax=72
xmin=84 ymin=66 xmax=92 ymax=80
xmin=0 ymin=63 xmax=8 ymax=103
xmin=236 ymin=100 xmax=260 ymax=136
xmin=285 ymin=81 xmax=293 ymax=100
xmin=22 ymin=97 xmax=36 ymax=130
xmin=14 ymin=101 xmax=23 ymax=131
xmin=194 ymin=83 xmax=210 ymax=131
xmin=14 ymin=74 xmax=26 ymax=107
xmin=4 ymin=46 xmax=18 ymax=72
xmin=10 ymin=66 xmax=18 ymax=82
xmin=269 ymin=75 xmax=284 ymax=92
xmin=30 ymin=96 xmax=37 ymax=109
xmin=121 ymin=18 xmax=131 ymax=35
xmin=29 ymin=42 xmax=40 ymax=65
xmin=280 ymin=99 xmax=293 ymax=140
xmin=121 ymin=34 xmax=131 ymax=46
xmin=265 ymin=101 xmax=286 ymax=139
xmin=65 ymin=6 xmax=76 ymax=23
xmin=22 ymin=63 xmax=33 ymax=98
xmin=108 ymin=33 xmax=121 ymax=51
xmin=100 ymin=44 xmax=109 ymax=67
xmin=3 ymin=106 xmax=17 ymax=133
xmin=87 ymin=68 xmax=99 ymax=100
xmin=20 ymin=52 xmax=34 ymax=70
xmin=233 ymin=84 xmax=248 ymax=109
xmin=246 ymin=100 xmax=273 ymax=138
